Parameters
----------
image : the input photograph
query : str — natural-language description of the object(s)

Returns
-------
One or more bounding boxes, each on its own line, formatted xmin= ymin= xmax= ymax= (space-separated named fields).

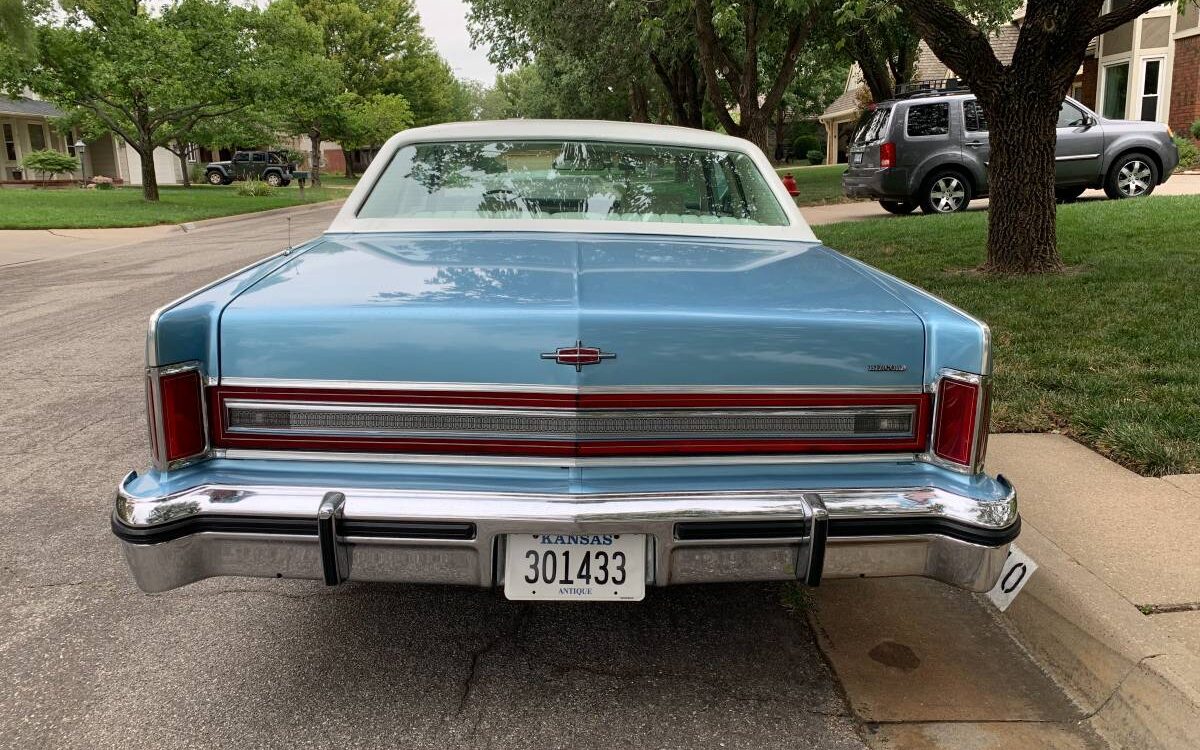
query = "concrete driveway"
xmin=0 ymin=206 xmax=1104 ymax=749
xmin=804 ymin=172 xmax=1200 ymax=226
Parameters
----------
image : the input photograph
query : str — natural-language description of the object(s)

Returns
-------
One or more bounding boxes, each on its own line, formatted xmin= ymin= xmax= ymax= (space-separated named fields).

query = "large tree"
xmin=690 ymin=0 xmax=832 ymax=155
xmin=19 ymin=0 xmax=256 ymax=200
xmin=327 ymin=92 xmax=413 ymax=177
xmin=885 ymin=0 xmax=1197 ymax=273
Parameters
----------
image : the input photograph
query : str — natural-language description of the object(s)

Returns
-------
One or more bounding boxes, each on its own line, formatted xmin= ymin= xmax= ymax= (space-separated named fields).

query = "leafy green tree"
xmin=328 ymin=92 xmax=413 ymax=177
xmin=21 ymin=148 xmax=78 ymax=185
xmin=256 ymin=0 xmax=346 ymax=187
xmin=19 ymin=0 xmax=258 ymax=200
xmin=878 ymin=0 xmax=1198 ymax=273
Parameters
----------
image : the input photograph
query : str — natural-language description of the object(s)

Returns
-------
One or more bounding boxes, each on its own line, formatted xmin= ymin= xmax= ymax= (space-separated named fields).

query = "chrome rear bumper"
xmin=113 ymin=473 xmax=1019 ymax=594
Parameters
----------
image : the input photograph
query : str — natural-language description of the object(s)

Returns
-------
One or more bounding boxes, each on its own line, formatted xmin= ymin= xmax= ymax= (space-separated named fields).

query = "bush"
xmin=792 ymin=135 xmax=820 ymax=158
xmin=236 ymin=179 xmax=275 ymax=197
xmin=21 ymin=149 xmax=80 ymax=186
xmin=1191 ymin=119 xmax=1200 ymax=141
xmin=806 ymin=149 xmax=825 ymax=165
xmin=91 ymin=175 xmax=115 ymax=190
xmin=1174 ymin=136 xmax=1199 ymax=172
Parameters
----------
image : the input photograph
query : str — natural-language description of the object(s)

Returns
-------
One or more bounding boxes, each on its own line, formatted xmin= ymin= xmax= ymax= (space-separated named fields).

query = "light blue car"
xmin=113 ymin=120 xmax=1018 ymax=601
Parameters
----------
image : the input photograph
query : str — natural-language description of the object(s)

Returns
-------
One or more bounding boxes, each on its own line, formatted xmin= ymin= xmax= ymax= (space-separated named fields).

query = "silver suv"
xmin=842 ymin=91 xmax=1180 ymax=215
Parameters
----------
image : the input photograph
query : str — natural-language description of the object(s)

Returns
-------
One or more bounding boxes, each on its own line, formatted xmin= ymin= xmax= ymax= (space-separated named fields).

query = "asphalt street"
xmin=0 ymin=206 xmax=868 ymax=749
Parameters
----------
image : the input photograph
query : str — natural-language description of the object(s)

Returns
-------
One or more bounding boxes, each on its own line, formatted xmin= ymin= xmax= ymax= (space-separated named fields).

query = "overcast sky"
xmin=413 ymin=0 xmax=498 ymax=84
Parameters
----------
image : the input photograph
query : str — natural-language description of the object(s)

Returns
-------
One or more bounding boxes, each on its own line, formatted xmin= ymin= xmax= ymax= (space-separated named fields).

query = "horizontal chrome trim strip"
xmin=223 ymin=400 xmax=917 ymax=441
xmin=116 ymin=475 xmax=1017 ymax=531
xmin=215 ymin=448 xmax=922 ymax=467
xmin=1054 ymin=153 xmax=1101 ymax=162
xmin=217 ymin=378 xmax=926 ymax=395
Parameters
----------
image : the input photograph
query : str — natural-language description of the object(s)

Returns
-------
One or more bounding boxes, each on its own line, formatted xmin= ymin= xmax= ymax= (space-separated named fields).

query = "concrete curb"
xmin=1004 ymin=523 xmax=1200 ymax=749
xmin=177 ymin=198 xmax=346 ymax=233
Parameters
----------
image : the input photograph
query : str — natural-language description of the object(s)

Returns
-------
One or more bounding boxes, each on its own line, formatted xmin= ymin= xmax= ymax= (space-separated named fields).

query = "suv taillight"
xmin=932 ymin=371 xmax=989 ymax=471
xmin=879 ymin=142 xmax=896 ymax=169
xmin=146 ymin=364 xmax=208 ymax=469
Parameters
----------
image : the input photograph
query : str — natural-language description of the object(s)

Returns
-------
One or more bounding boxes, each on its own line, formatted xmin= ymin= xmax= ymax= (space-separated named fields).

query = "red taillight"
xmin=147 ymin=367 xmax=207 ymax=467
xmin=879 ymin=142 xmax=896 ymax=169
xmin=933 ymin=376 xmax=984 ymax=468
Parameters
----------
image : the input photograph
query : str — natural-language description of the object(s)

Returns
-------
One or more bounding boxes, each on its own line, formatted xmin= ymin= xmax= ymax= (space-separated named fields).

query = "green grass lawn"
xmin=776 ymin=164 xmax=854 ymax=207
xmin=820 ymin=196 xmax=1200 ymax=476
xmin=0 ymin=184 xmax=346 ymax=229
xmin=315 ymin=174 xmax=361 ymax=188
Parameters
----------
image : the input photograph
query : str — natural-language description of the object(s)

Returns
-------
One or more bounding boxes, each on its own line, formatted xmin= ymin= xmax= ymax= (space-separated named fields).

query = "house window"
xmin=1102 ymin=63 xmax=1129 ymax=119
xmin=1140 ymin=58 xmax=1163 ymax=122
xmin=906 ymin=103 xmax=950 ymax=137
xmin=3 ymin=124 xmax=16 ymax=162
xmin=28 ymin=123 xmax=46 ymax=151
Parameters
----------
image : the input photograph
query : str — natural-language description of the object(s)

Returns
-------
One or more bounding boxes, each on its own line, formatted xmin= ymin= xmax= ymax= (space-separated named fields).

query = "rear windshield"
xmin=852 ymin=107 xmax=892 ymax=145
xmin=356 ymin=140 xmax=790 ymax=227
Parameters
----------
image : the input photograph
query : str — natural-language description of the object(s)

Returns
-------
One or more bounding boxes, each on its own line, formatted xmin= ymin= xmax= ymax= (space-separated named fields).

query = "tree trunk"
xmin=344 ymin=154 xmax=354 ymax=179
xmin=309 ymin=130 xmax=322 ymax=188
xmin=628 ymin=82 xmax=649 ymax=123
xmin=741 ymin=111 xmax=772 ymax=162
xmin=177 ymin=149 xmax=191 ymax=188
xmin=981 ymin=96 xmax=1064 ymax=274
xmin=139 ymin=144 xmax=159 ymax=202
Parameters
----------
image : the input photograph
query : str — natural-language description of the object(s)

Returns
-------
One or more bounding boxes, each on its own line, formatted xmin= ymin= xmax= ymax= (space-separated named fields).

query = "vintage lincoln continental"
xmin=113 ymin=120 xmax=1018 ymax=601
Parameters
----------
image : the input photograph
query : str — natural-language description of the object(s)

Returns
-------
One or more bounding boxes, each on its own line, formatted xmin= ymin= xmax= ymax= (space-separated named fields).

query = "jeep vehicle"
xmin=205 ymin=150 xmax=294 ymax=187
xmin=842 ymin=89 xmax=1180 ymax=215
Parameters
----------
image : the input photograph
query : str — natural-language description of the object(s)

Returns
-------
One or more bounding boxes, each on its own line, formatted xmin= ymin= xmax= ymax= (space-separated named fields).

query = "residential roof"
xmin=820 ymin=22 xmax=1022 ymax=121
xmin=0 ymin=96 xmax=64 ymax=119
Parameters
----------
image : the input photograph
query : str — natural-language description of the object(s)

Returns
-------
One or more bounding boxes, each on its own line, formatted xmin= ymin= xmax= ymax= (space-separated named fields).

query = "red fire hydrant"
xmin=781 ymin=172 xmax=800 ymax=197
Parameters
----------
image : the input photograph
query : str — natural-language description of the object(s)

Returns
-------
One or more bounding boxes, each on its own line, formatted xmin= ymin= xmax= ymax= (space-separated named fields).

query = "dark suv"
xmin=842 ymin=90 xmax=1180 ymax=215
xmin=205 ymin=150 xmax=294 ymax=187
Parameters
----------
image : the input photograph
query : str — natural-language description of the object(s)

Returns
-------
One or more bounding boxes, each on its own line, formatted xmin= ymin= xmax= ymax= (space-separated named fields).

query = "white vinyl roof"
xmin=327 ymin=119 xmax=818 ymax=242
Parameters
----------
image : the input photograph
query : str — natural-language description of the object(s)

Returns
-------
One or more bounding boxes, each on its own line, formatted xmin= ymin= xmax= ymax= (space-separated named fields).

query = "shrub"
xmin=792 ymin=135 xmax=821 ymax=158
xmin=1174 ymin=136 xmax=1199 ymax=172
xmin=1191 ymin=119 xmax=1200 ymax=141
xmin=21 ymin=149 xmax=80 ymax=186
xmin=237 ymin=178 xmax=275 ymax=197
xmin=91 ymin=175 xmax=115 ymax=190
xmin=806 ymin=149 xmax=825 ymax=165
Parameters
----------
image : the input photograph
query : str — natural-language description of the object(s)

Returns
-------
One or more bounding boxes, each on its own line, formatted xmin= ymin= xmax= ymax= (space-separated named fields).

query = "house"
xmin=2 ymin=94 xmax=192 ymax=186
xmin=819 ymin=3 xmax=1200 ymax=165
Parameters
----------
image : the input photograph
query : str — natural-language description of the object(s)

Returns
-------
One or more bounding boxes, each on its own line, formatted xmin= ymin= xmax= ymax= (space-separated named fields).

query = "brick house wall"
xmin=1079 ymin=57 xmax=1099 ymax=110
xmin=1170 ymin=34 xmax=1200 ymax=135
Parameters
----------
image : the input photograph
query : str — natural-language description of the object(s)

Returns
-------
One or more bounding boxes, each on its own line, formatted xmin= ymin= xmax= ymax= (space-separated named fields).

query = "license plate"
xmin=851 ymin=152 xmax=863 ymax=165
xmin=503 ymin=533 xmax=646 ymax=601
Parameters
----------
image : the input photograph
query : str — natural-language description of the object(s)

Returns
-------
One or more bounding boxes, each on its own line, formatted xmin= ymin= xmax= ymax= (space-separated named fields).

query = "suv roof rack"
xmin=893 ymin=78 xmax=971 ymax=100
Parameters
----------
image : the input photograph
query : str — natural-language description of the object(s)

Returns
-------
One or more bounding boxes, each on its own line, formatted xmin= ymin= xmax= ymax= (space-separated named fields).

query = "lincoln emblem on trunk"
xmin=541 ymin=341 xmax=616 ymax=372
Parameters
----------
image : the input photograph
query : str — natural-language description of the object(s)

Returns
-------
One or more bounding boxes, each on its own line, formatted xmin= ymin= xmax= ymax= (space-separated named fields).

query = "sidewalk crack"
xmin=1078 ymin=653 xmax=1165 ymax=721
xmin=1136 ymin=602 xmax=1200 ymax=615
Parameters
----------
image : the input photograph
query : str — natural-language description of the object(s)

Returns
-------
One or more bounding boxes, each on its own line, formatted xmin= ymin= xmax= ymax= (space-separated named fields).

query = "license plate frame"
xmin=503 ymin=533 xmax=647 ymax=601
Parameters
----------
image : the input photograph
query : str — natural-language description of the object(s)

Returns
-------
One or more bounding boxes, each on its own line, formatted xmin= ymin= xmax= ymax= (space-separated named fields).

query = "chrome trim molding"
xmin=1055 ymin=153 xmax=1101 ymax=162
xmin=218 ymin=448 xmax=922 ymax=467
xmin=222 ymin=400 xmax=919 ymax=442
xmin=216 ymin=377 xmax=926 ymax=395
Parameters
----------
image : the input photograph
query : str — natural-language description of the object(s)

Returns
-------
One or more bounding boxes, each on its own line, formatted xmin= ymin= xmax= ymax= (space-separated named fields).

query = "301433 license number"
xmin=522 ymin=548 xmax=627 ymax=587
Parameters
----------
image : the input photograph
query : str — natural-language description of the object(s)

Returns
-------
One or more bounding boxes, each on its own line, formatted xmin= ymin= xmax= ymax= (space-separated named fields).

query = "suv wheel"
xmin=879 ymin=200 xmax=917 ymax=215
xmin=920 ymin=171 xmax=971 ymax=214
xmin=1104 ymin=154 xmax=1157 ymax=200
xmin=264 ymin=172 xmax=283 ymax=187
xmin=206 ymin=171 xmax=226 ymax=186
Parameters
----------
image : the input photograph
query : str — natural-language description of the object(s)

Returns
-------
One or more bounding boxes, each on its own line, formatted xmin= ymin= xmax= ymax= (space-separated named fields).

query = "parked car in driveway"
xmin=842 ymin=89 xmax=1180 ymax=214
xmin=205 ymin=150 xmax=294 ymax=187
xmin=113 ymin=120 xmax=1019 ymax=601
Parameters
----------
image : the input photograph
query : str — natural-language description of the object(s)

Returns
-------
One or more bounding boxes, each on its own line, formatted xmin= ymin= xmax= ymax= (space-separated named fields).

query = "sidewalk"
xmin=803 ymin=173 xmax=1200 ymax=226
xmin=989 ymin=435 xmax=1200 ymax=748
xmin=0 ymin=199 xmax=345 ymax=268
xmin=810 ymin=434 xmax=1200 ymax=749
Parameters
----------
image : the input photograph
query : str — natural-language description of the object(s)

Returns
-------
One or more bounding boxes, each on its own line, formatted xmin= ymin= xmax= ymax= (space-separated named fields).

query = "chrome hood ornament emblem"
xmin=541 ymin=341 xmax=616 ymax=372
